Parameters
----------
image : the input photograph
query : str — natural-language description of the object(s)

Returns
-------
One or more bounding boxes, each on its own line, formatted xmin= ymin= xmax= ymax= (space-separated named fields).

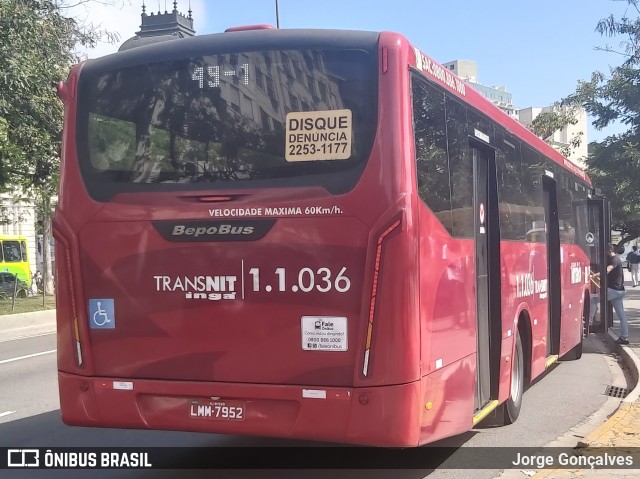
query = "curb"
xmin=525 ymin=332 xmax=640 ymax=478
xmin=576 ymin=402 xmax=640 ymax=448
xmin=0 ymin=309 xmax=56 ymax=341
xmin=605 ymin=330 xmax=640 ymax=404
xmin=562 ymin=330 xmax=640 ymax=451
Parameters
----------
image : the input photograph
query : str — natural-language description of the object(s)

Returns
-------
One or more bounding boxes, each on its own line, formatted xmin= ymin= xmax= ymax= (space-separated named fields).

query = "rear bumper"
xmin=58 ymin=371 xmax=422 ymax=447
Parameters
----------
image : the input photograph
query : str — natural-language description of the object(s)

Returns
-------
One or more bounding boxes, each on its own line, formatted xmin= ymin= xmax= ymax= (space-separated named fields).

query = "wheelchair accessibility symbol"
xmin=89 ymin=299 xmax=115 ymax=329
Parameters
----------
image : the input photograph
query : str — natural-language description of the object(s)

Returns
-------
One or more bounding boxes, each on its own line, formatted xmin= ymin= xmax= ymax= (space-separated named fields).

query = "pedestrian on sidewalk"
xmin=626 ymin=245 xmax=640 ymax=287
xmin=592 ymin=243 xmax=630 ymax=344
xmin=588 ymin=270 xmax=601 ymax=326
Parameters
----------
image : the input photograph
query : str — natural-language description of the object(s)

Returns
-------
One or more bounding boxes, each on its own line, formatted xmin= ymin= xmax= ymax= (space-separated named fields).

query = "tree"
xmin=588 ymin=138 xmax=640 ymax=244
xmin=0 ymin=0 xmax=117 ymax=293
xmin=562 ymin=0 xmax=640 ymax=243
xmin=528 ymin=105 xmax=584 ymax=159
xmin=527 ymin=1 xmax=640 ymax=243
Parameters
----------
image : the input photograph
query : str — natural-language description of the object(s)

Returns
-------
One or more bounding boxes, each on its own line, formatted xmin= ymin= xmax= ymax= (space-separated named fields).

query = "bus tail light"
xmin=197 ymin=196 xmax=234 ymax=202
xmin=362 ymin=219 xmax=401 ymax=377
xmin=54 ymin=231 xmax=84 ymax=367
xmin=74 ymin=324 xmax=83 ymax=367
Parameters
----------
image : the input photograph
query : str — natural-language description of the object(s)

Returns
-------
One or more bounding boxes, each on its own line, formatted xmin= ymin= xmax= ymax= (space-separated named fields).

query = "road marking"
xmin=0 ymin=349 xmax=56 ymax=365
xmin=0 ymin=331 xmax=56 ymax=343
xmin=0 ymin=411 xmax=16 ymax=418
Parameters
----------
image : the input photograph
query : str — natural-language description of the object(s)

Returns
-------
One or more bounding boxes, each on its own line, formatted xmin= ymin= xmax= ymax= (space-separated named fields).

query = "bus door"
xmin=575 ymin=197 xmax=610 ymax=333
xmin=472 ymin=143 xmax=501 ymax=411
xmin=543 ymin=176 xmax=561 ymax=356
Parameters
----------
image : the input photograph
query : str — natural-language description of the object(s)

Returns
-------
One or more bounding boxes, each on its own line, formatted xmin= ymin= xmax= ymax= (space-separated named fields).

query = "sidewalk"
xmin=532 ymin=271 xmax=640 ymax=478
xmin=0 ymin=309 xmax=56 ymax=341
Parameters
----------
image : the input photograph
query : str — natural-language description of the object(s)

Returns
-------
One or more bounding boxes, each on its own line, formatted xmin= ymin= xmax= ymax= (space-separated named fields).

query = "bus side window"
xmin=447 ymin=98 xmax=475 ymax=238
xmin=496 ymin=131 xmax=526 ymax=241
xmin=411 ymin=74 xmax=453 ymax=234
xmin=521 ymin=146 xmax=545 ymax=242
xmin=557 ymin=173 xmax=578 ymax=244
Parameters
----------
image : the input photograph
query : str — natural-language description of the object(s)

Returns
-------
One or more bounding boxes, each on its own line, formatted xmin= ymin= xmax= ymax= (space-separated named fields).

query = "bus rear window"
xmin=77 ymin=48 xmax=377 ymax=201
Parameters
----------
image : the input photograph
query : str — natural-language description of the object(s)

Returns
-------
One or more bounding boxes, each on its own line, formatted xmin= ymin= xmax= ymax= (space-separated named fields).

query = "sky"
xmin=68 ymin=0 xmax=635 ymax=142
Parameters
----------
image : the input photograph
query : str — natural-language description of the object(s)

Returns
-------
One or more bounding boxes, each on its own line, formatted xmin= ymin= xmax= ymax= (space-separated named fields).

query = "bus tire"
xmin=504 ymin=330 xmax=524 ymax=425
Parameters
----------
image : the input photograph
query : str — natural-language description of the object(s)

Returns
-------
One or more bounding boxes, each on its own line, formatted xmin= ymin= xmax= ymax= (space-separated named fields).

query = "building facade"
xmin=119 ymin=1 xmax=195 ymax=51
xmin=443 ymin=60 xmax=518 ymax=119
xmin=518 ymin=105 xmax=588 ymax=168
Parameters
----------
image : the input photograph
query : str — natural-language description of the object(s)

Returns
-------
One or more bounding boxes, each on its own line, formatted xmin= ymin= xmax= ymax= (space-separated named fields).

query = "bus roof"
xmin=83 ymin=28 xmax=381 ymax=71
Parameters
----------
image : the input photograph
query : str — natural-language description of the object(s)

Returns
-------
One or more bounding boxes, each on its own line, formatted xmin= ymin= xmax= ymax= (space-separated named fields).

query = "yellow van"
xmin=0 ymin=234 xmax=32 ymax=286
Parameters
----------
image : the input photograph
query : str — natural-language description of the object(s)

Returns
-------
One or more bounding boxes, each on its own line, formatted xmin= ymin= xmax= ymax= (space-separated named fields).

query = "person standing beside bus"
xmin=626 ymin=245 xmax=640 ymax=287
xmin=593 ymin=244 xmax=630 ymax=344
xmin=588 ymin=268 xmax=601 ymax=327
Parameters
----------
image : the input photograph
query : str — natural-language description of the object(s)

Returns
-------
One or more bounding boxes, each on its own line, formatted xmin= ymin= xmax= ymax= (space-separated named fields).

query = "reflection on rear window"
xmin=78 ymin=48 xmax=377 ymax=199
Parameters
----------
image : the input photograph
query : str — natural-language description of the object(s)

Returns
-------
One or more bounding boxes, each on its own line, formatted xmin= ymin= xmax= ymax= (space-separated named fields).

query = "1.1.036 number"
xmin=248 ymin=267 xmax=351 ymax=293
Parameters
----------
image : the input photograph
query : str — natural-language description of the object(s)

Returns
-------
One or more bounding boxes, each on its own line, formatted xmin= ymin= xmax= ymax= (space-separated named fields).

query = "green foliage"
xmin=1 ymin=1 xmax=118 ymax=295
xmin=528 ymin=107 xmax=584 ymax=159
xmin=2 ymin=1 xmax=65 ymax=192
xmin=562 ymin=0 xmax=640 ymax=242
xmin=0 ymin=294 xmax=56 ymax=315
xmin=587 ymin=138 xmax=640 ymax=243
xmin=0 ymin=0 xmax=115 ymax=197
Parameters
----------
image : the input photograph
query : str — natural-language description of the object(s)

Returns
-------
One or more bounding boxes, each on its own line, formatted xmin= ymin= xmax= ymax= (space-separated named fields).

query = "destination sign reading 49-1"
xmin=191 ymin=64 xmax=249 ymax=88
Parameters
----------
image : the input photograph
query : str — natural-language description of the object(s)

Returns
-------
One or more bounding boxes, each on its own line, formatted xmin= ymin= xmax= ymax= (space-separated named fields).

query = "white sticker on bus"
xmin=570 ymin=262 xmax=583 ymax=284
xmin=113 ymin=381 xmax=134 ymax=390
xmin=302 ymin=389 xmax=327 ymax=399
xmin=301 ymin=316 xmax=348 ymax=351
xmin=286 ymin=110 xmax=352 ymax=162
xmin=515 ymin=272 xmax=548 ymax=299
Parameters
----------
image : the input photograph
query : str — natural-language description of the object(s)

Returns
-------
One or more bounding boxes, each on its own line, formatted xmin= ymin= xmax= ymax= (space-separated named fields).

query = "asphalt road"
xmin=0 ymin=332 xmax=622 ymax=479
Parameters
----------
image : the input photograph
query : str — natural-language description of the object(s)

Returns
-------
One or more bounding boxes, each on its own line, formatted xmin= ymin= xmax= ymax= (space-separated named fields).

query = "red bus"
xmin=54 ymin=26 xmax=607 ymax=447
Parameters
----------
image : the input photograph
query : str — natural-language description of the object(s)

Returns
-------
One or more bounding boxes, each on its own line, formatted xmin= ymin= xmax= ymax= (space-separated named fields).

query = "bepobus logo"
xmin=8 ymin=449 xmax=39 ymax=467
xmin=172 ymin=224 xmax=254 ymax=237
xmin=153 ymin=219 xmax=275 ymax=242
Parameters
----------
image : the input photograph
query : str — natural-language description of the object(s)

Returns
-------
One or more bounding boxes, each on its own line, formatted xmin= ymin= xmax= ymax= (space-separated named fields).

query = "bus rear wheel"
xmin=503 ymin=330 xmax=524 ymax=424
